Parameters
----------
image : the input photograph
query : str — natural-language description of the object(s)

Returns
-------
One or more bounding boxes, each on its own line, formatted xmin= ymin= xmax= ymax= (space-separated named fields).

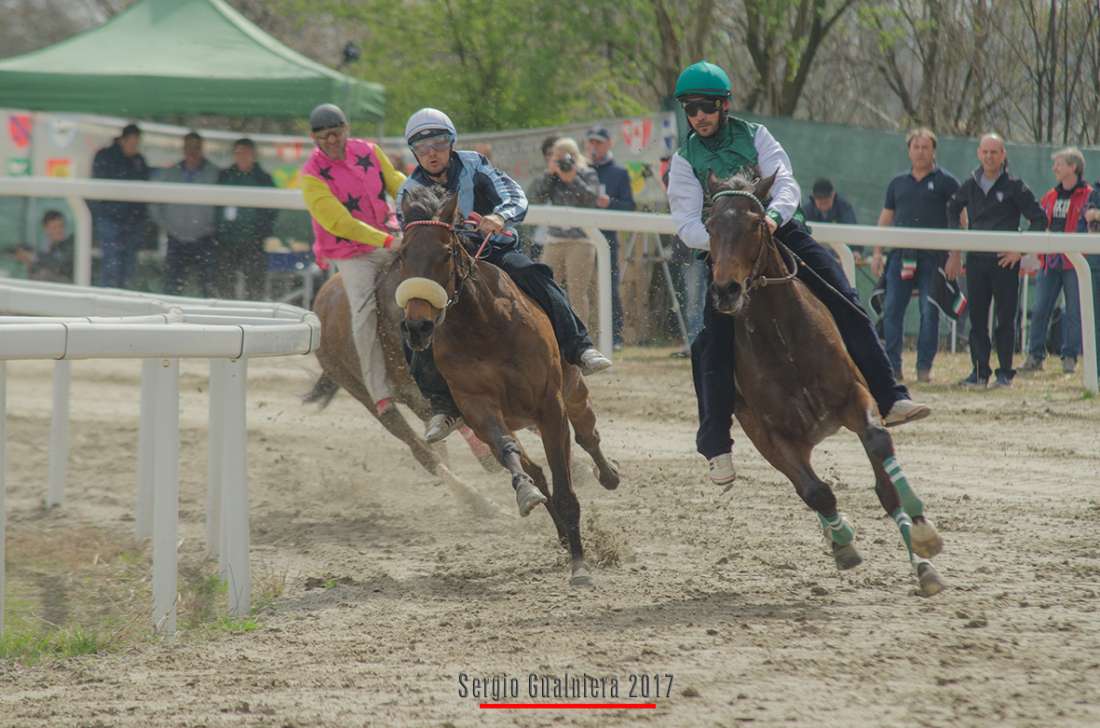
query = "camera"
xmin=556 ymin=154 xmax=575 ymax=173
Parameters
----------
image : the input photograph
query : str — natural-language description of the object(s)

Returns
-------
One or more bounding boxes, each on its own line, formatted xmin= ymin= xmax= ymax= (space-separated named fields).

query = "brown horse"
xmin=706 ymin=172 xmax=945 ymax=596
xmin=306 ymin=251 xmax=500 ymax=477
xmin=395 ymin=186 xmax=620 ymax=586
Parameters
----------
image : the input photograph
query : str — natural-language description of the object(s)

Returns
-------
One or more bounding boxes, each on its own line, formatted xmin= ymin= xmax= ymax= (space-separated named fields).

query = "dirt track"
xmin=1 ymin=350 xmax=1099 ymax=727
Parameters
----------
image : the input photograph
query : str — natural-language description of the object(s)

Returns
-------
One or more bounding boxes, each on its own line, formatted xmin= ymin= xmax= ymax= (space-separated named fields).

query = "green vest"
xmin=679 ymin=116 xmax=761 ymax=193
xmin=678 ymin=116 xmax=804 ymax=226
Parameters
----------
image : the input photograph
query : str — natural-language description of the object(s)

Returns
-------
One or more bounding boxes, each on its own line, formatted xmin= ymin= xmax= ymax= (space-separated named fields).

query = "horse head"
xmin=705 ymin=171 xmax=778 ymax=316
xmin=395 ymin=186 xmax=473 ymax=351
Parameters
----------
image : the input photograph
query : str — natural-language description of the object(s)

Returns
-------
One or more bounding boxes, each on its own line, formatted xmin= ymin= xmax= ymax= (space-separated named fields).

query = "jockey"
xmin=397 ymin=108 xmax=611 ymax=442
xmin=300 ymin=103 xmax=403 ymax=415
xmin=666 ymin=61 xmax=930 ymax=486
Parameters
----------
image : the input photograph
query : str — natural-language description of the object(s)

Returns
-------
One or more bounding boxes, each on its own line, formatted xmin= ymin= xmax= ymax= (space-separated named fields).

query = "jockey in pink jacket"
xmin=301 ymin=103 xmax=405 ymax=413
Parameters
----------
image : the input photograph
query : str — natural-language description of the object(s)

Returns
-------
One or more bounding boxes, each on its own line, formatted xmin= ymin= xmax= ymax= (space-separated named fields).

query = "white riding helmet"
xmin=405 ymin=108 xmax=457 ymax=146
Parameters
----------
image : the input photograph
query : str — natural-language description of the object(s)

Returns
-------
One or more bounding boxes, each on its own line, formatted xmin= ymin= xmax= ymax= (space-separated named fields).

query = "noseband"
xmin=711 ymin=189 xmax=797 ymax=291
xmin=399 ymin=219 xmax=477 ymax=312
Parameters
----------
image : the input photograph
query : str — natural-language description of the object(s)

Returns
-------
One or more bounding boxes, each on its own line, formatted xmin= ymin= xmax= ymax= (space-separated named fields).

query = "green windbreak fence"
xmin=741 ymin=112 xmax=1100 ymax=226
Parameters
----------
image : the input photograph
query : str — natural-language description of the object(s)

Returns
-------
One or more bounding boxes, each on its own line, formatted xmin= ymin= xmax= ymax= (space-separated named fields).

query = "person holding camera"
xmin=527 ymin=137 xmax=601 ymax=330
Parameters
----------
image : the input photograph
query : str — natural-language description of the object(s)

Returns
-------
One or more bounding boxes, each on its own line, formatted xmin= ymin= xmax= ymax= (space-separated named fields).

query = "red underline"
xmin=480 ymin=703 xmax=657 ymax=710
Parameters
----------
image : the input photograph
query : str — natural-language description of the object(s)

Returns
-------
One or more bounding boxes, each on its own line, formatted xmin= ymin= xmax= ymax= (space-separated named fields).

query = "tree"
xmin=731 ymin=0 xmax=860 ymax=116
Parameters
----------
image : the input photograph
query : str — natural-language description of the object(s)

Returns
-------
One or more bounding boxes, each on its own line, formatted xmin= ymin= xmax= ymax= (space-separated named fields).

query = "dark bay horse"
xmin=306 ymin=251 xmax=500 ymax=477
xmin=395 ymin=186 xmax=620 ymax=586
xmin=706 ymin=172 xmax=945 ymax=596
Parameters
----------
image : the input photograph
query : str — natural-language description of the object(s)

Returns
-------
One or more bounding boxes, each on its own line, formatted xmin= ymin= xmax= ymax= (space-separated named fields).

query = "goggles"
xmin=681 ymin=97 xmax=723 ymax=118
xmin=410 ymin=134 xmax=453 ymax=156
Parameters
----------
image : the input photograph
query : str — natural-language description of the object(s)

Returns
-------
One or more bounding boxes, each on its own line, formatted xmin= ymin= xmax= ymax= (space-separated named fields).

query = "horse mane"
xmin=402 ymin=185 xmax=449 ymax=223
xmin=712 ymin=171 xmax=757 ymax=195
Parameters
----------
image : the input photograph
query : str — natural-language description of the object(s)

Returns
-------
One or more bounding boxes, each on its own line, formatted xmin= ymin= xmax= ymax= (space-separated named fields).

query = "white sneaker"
xmin=707 ymin=452 xmax=736 ymax=486
xmin=425 ymin=413 xmax=463 ymax=443
xmin=883 ymin=398 xmax=931 ymax=427
xmin=579 ymin=348 xmax=612 ymax=376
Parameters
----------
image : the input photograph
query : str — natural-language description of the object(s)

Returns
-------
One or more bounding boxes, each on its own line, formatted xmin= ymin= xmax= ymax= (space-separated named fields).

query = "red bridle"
xmin=403 ymin=219 xmax=493 ymax=260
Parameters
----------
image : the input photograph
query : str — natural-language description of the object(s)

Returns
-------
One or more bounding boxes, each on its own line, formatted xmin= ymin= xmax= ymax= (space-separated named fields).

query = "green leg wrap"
xmin=883 ymin=455 xmax=924 ymax=518
xmin=818 ymin=512 xmax=854 ymax=546
xmin=892 ymin=507 xmax=914 ymax=562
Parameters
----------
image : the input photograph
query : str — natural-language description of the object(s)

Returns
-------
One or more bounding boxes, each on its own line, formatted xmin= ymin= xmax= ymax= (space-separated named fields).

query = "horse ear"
xmin=438 ymin=192 xmax=461 ymax=225
xmin=754 ymin=172 xmax=777 ymax=202
xmin=706 ymin=171 xmax=724 ymax=196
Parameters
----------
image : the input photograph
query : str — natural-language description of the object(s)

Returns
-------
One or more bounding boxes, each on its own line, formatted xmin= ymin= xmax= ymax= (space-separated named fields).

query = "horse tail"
xmin=302 ymin=372 xmax=341 ymax=409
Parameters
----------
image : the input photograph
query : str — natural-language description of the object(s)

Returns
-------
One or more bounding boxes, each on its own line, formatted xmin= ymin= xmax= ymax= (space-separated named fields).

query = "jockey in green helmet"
xmin=666 ymin=60 xmax=930 ymax=487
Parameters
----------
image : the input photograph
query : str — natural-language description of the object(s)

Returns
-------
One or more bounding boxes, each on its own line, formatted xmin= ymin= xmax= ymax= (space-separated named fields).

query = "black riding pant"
xmin=964 ymin=252 xmax=1020 ymax=380
xmin=691 ymin=223 xmax=910 ymax=459
xmin=405 ymin=247 xmax=595 ymax=416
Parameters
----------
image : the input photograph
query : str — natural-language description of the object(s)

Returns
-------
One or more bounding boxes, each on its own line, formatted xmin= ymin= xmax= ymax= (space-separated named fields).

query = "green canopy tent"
xmin=0 ymin=0 xmax=383 ymax=121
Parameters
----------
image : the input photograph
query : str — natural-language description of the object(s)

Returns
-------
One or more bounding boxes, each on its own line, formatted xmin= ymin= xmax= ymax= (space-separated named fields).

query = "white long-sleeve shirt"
xmin=667 ymin=123 xmax=801 ymax=250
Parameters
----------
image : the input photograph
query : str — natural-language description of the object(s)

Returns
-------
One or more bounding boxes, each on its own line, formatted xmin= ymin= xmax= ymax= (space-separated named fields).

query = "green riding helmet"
xmin=674 ymin=61 xmax=732 ymax=99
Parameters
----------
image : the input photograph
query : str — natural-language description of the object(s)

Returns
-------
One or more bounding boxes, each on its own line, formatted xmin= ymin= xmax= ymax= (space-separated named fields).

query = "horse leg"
xmin=461 ymin=404 xmax=549 ymax=518
xmin=563 ymin=366 xmax=619 ymax=490
xmin=737 ymin=408 xmax=862 ymax=570
xmin=854 ymin=412 xmax=946 ymax=597
xmin=539 ymin=395 xmax=591 ymax=587
xmin=326 ymin=361 xmax=442 ymax=476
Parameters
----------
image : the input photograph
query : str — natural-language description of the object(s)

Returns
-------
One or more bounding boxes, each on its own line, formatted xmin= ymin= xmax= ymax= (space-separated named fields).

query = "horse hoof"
xmin=570 ymin=565 xmax=594 ymax=588
xmin=595 ymin=463 xmax=620 ymax=491
xmin=911 ymin=519 xmax=944 ymax=559
xmin=514 ymin=476 xmax=547 ymax=517
xmin=917 ymin=562 xmax=946 ymax=597
xmin=831 ymin=542 xmax=863 ymax=571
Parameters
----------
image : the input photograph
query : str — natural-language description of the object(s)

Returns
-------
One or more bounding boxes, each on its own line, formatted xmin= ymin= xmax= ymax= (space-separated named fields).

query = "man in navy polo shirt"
xmin=873 ymin=127 xmax=960 ymax=383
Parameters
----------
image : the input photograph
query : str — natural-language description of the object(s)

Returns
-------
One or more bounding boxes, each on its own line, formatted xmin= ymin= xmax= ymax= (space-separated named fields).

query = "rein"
xmin=711 ymin=189 xmax=798 ymax=291
xmin=403 ymin=219 xmax=493 ymax=310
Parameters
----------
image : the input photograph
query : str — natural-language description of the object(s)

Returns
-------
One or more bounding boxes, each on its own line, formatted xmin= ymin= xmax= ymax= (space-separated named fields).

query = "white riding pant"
xmin=335 ymin=253 xmax=394 ymax=403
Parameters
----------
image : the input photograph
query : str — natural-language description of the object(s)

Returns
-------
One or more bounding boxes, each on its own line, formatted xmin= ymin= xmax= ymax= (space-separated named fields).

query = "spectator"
xmin=91 ymin=123 xmax=149 ymax=288
xmin=14 ymin=210 xmax=73 ymax=283
xmin=946 ymin=132 xmax=1046 ymax=389
xmin=151 ymin=131 xmax=221 ymax=296
xmin=1022 ymin=147 xmax=1091 ymax=374
xmin=875 ymin=128 xmax=960 ymax=383
xmin=528 ymin=134 xmax=561 ymax=261
xmin=527 ymin=137 xmax=600 ymax=329
xmin=215 ymin=138 xmax=277 ymax=299
xmin=586 ymin=124 xmax=636 ymax=350
xmin=804 ymin=178 xmax=857 ymax=225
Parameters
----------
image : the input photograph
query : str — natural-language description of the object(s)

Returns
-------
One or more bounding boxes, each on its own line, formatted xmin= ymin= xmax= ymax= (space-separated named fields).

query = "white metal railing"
xmin=0 ymin=278 xmax=319 ymax=636
xmin=1 ymin=177 xmax=1097 ymax=390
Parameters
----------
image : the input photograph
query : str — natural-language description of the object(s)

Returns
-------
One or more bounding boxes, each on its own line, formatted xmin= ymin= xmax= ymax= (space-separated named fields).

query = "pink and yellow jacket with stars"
xmin=300 ymin=138 xmax=406 ymax=268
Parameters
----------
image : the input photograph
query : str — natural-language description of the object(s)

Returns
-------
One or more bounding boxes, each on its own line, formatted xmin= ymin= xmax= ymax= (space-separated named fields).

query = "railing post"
xmin=46 ymin=360 xmax=70 ymax=507
xmin=152 ymin=358 xmax=180 ymax=636
xmin=1067 ymin=253 xmax=1098 ymax=394
xmin=135 ymin=359 xmax=158 ymax=539
xmin=67 ymin=195 xmax=93 ymax=287
xmin=207 ymin=359 xmax=225 ymax=561
xmin=584 ymin=228 xmax=614 ymax=357
xmin=1 ymin=362 xmax=7 ymax=636
xmin=220 ymin=357 xmax=250 ymax=617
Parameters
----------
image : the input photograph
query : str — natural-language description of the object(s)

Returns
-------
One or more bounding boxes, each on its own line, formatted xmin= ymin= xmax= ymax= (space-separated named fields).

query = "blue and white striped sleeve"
xmin=477 ymin=155 xmax=528 ymax=224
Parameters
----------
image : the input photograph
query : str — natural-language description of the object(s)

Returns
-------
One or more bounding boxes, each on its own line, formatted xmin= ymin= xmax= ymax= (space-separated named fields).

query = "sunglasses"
xmin=681 ymin=98 xmax=723 ymax=118
xmin=411 ymin=136 xmax=453 ymax=155
xmin=313 ymin=127 xmax=345 ymax=143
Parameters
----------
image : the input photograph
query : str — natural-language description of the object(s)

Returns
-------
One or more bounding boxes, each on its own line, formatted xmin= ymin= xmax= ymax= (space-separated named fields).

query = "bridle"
xmin=710 ymin=189 xmax=797 ymax=291
xmin=402 ymin=219 xmax=493 ymax=310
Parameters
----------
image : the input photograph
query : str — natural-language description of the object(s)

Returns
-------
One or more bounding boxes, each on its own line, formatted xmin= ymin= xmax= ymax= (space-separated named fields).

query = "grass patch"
xmin=0 ymin=622 xmax=105 ymax=665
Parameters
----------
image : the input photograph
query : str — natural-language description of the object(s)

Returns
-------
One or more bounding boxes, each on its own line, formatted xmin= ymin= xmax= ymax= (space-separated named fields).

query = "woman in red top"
xmin=1022 ymin=147 xmax=1092 ymax=374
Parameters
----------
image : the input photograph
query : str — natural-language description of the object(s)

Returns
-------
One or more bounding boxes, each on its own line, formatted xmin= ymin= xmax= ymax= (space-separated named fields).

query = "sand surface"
xmin=1 ymin=350 xmax=1098 ymax=727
